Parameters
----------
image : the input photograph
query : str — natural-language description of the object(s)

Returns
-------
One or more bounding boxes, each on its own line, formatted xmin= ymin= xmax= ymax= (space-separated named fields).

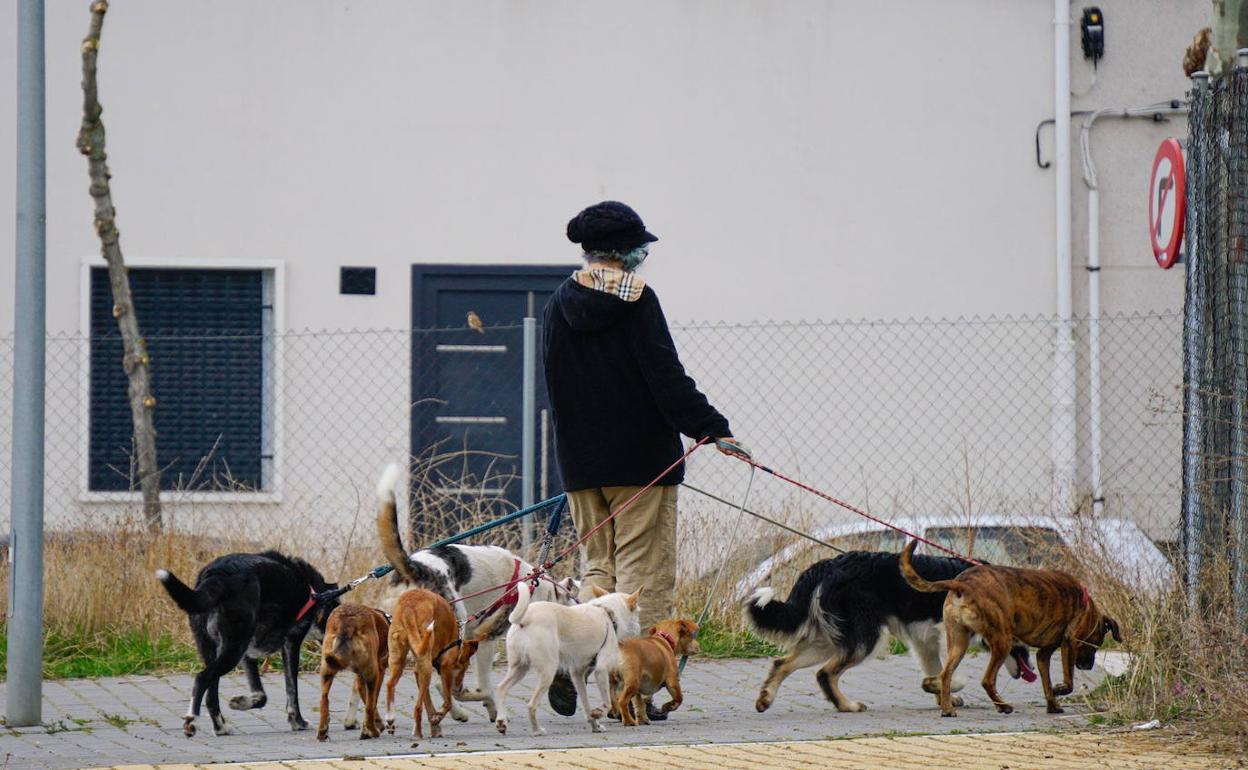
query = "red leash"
xmin=727 ymin=454 xmax=983 ymax=566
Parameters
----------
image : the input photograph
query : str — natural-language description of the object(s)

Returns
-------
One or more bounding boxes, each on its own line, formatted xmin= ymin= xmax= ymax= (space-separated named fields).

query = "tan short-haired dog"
xmin=384 ymin=588 xmax=483 ymax=739
xmin=317 ymin=604 xmax=390 ymax=741
xmin=899 ymin=539 xmax=1121 ymax=717
xmin=609 ymin=619 xmax=700 ymax=725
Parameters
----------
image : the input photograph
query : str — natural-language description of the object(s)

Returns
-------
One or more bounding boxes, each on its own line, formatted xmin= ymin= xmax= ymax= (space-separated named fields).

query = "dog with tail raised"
xmin=744 ymin=550 xmax=1034 ymax=713
xmin=346 ymin=463 xmax=577 ymax=728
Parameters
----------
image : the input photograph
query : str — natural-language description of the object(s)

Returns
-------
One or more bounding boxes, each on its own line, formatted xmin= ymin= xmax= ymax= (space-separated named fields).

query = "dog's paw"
xmin=450 ymin=705 xmax=470 ymax=723
xmin=1053 ymin=683 xmax=1073 ymax=697
xmin=951 ymin=695 xmax=964 ymax=708
xmin=212 ymin=717 xmax=235 ymax=736
xmin=316 ymin=729 xmax=329 ymax=742
xmin=495 ymin=718 xmax=508 ymax=735
xmin=342 ymin=717 xmax=359 ymax=730
xmin=755 ymin=693 xmax=773 ymax=713
xmin=228 ymin=693 xmax=266 ymax=711
xmin=288 ymin=715 xmax=309 ymax=731
xmin=531 ymin=726 xmax=547 ymax=736
xmin=182 ymin=717 xmax=197 ymax=737
xmin=941 ymin=708 xmax=958 ymax=717
xmin=921 ymin=677 xmax=941 ymax=695
xmin=385 ymin=719 xmax=396 ymax=735
xmin=431 ymin=724 xmax=443 ymax=738
xmin=839 ymin=701 xmax=867 ymax=713
xmin=994 ymin=702 xmax=1014 ymax=715
xmin=1046 ymin=703 xmax=1065 ymax=714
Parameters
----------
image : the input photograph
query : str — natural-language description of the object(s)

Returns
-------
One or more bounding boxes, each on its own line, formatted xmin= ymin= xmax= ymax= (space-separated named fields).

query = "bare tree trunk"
xmin=76 ymin=0 xmax=162 ymax=531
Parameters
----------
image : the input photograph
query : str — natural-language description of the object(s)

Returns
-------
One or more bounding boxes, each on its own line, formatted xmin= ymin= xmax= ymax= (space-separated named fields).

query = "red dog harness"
xmin=294 ymin=586 xmax=317 ymax=622
xmin=655 ymin=630 xmax=677 ymax=652
xmin=500 ymin=559 xmax=523 ymax=606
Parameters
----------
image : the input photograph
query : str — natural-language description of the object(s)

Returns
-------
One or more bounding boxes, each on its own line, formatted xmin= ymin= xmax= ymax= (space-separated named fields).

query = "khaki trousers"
xmin=567 ymin=485 xmax=678 ymax=630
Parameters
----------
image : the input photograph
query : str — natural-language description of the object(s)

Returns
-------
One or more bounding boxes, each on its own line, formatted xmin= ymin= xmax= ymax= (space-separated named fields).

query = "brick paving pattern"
xmin=4 ymin=655 xmax=1110 ymax=769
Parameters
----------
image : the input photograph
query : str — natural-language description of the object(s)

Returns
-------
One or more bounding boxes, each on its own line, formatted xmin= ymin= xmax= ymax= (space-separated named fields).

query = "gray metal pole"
xmin=521 ymin=317 xmax=537 ymax=552
xmin=1182 ymin=71 xmax=1210 ymax=612
xmin=7 ymin=0 xmax=47 ymax=728
xmin=1231 ymin=50 xmax=1248 ymax=630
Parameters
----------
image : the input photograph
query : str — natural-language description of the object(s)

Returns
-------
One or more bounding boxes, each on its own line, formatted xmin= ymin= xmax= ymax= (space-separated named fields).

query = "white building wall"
xmin=0 ymin=1 xmax=1212 ymax=547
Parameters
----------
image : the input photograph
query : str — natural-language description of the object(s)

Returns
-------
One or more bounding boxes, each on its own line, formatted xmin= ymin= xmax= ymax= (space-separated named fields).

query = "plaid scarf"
xmin=572 ymin=268 xmax=645 ymax=302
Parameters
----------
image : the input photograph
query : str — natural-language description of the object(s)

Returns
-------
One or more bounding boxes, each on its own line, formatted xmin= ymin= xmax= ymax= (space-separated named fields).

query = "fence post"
xmin=1230 ymin=50 xmax=1248 ymax=630
xmin=7 ymin=0 xmax=47 ymax=728
xmin=1183 ymin=70 xmax=1212 ymax=612
xmin=521 ymin=317 xmax=537 ymax=552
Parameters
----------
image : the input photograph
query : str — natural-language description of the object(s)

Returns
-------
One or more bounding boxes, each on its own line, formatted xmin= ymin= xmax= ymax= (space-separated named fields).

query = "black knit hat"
xmin=566 ymin=201 xmax=658 ymax=253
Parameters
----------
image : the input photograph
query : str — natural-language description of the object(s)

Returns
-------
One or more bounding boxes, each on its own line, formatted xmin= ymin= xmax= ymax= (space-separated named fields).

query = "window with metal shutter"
xmin=88 ymin=267 xmax=265 ymax=492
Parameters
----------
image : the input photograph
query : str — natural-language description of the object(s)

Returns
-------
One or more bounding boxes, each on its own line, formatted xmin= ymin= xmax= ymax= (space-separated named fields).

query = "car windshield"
xmin=923 ymin=526 xmax=1073 ymax=568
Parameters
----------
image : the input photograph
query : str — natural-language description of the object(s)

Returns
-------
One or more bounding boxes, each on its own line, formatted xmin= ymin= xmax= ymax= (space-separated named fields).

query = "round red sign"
xmin=1148 ymin=138 xmax=1185 ymax=269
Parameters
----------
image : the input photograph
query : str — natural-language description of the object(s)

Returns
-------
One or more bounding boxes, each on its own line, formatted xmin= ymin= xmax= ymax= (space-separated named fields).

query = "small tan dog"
xmin=317 ymin=604 xmax=390 ymax=741
xmin=609 ymin=619 xmax=700 ymax=725
xmin=384 ymin=588 xmax=483 ymax=739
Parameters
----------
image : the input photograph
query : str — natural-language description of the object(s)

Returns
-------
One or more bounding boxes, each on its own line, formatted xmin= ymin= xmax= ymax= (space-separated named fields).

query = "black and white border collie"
xmin=744 ymin=550 xmax=1035 ymax=713
xmin=343 ymin=463 xmax=577 ymax=726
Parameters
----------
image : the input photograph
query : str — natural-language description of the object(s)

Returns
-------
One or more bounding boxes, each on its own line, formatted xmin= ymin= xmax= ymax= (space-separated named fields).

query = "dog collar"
xmin=655 ymin=631 xmax=677 ymax=652
xmin=432 ymin=639 xmax=462 ymax=672
xmin=294 ymin=586 xmax=317 ymax=622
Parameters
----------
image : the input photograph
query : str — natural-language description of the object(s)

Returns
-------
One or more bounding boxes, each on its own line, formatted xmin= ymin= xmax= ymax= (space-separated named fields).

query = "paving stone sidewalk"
xmin=86 ymin=733 xmax=1239 ymax=770
xmin=3 ymin=655 xmax=1105 ymax=770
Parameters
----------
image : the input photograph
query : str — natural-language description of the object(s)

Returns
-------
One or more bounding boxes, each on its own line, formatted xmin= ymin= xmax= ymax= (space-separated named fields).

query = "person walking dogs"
xmin=542 ymin=200 xmax=747 ymax=719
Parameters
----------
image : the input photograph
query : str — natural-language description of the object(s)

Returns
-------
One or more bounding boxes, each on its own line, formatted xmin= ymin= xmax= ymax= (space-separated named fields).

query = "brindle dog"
xmin=899 ymin=539 xmax=1121 ymax=717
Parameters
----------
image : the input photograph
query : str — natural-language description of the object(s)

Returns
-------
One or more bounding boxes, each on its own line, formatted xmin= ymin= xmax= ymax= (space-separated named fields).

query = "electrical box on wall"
xmin=1081 ymin=8 xmax=1105 ymax=68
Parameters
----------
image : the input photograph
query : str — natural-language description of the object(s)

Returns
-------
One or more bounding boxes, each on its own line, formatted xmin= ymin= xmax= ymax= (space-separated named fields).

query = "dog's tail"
xmin=377 ymin=463 xmax=418 ymax=584
xmin=899 ymin=540 xmax=960 ymax=594
xmin=155 ymin=568 xmax=221 ymax=614
xmin=733 ymin=576 xmax=833 ymax=643
xmin=508 ymin=580 xmax=531 ymax=627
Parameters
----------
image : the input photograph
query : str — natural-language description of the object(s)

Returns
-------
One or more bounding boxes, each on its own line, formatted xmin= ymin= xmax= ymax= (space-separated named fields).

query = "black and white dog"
xmin=744 ymin=551 xmax=1035 ymax=713
xmin=156 ymin=550 xmax=339 ymax=736
xmin=344 ymin=464 xmax=578 ymax=727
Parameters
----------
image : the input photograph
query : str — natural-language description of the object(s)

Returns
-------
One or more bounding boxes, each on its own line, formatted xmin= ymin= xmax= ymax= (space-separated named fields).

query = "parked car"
xmin=734 ymin=513 xmax=1175 ymax=599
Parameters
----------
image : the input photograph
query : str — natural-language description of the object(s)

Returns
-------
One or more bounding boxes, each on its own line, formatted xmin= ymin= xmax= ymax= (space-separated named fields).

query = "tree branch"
xmin=77 ymin=0 xmax=163 ymax=531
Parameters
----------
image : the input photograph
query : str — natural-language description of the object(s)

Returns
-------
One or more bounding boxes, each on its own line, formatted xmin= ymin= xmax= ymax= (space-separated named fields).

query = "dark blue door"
xmin=410 ymin=265 xmax=574 ymax=515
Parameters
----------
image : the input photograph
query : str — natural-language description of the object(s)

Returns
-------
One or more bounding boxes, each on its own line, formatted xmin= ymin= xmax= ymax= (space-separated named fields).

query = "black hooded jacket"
xmin=543 ymin=276 xmax=731 ymax=492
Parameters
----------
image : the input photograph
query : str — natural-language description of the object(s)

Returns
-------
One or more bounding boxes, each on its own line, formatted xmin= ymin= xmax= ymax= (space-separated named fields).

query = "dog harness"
xmin=655 ymin=630 xmax=677 ymax=652
xmin=294 ymin=586 xmax=317 ymax=622
xmin=432 ymin=639 xmax=462 ymax=672
xmin=501 ymin=559 xmax=524 ymax=605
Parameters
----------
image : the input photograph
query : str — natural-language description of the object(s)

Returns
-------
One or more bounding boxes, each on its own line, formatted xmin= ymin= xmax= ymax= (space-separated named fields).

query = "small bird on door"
xmin=466 ymin=310 xmax=485 ymax=334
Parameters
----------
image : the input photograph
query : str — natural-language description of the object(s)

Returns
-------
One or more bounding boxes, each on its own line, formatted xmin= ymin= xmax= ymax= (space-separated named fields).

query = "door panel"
xmin=410 ymin=265 xmax=572 ymax=519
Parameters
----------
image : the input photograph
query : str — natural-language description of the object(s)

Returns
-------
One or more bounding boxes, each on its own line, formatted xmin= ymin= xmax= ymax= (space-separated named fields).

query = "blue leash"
xmin=314 ymin=493 xmax=567 ymax=602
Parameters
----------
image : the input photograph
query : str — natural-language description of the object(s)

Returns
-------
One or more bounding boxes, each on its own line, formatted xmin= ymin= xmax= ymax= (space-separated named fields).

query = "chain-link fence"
xmin=1184 ymin=56 xmax=1248 ymax=623
xmin=0 ymin=310 xmax=1183 ymax=579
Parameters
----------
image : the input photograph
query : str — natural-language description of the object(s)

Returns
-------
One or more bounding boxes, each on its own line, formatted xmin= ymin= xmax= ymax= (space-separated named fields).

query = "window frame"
xmin=78 ymin=257 xmax=286 ymax=504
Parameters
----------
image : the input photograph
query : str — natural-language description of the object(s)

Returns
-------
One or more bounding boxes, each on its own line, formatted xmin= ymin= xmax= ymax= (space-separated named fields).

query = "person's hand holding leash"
xmin=715 ymin=437 xmax=750 ymax=459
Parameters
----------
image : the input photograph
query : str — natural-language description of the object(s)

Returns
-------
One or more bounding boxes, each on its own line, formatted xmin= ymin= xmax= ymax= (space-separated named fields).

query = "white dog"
xmin=343 ymin=464 xmax=578 ymax=728
xmin=493 ymin=582 xmax=643 ymax=735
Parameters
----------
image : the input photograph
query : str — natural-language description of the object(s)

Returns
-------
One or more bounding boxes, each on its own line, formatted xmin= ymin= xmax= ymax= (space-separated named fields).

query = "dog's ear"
xmin=644 ymin=624 xmax=657 ymax=636
xmin=1103 ymin=616 xmax=1122 ymax=643
xmin=590 ymin=584 xmax=609 ymax=598
xmin=683 ymin=620 xmax=699 ymax=637
xmin=626 ymin=585 xmax=645 ymax=610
